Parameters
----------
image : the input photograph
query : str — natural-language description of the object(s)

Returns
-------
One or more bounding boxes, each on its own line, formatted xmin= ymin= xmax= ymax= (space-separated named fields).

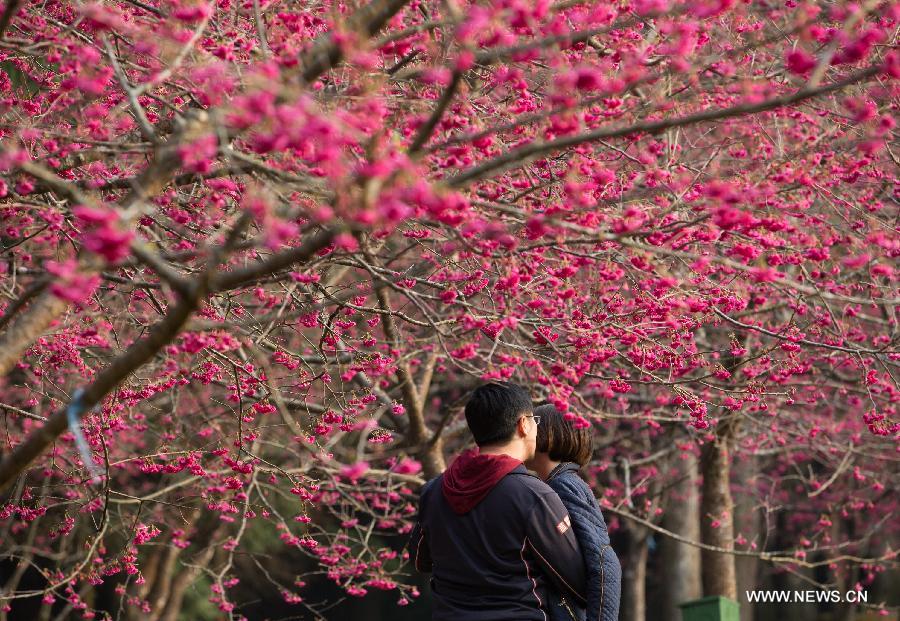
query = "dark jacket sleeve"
xmin=525 ymin=490 xmax=588 ymax=606
xmin=409 ymin=478 xmax=438 ymax=573
xmin=409 ymin=520 xmax=432 ymax=573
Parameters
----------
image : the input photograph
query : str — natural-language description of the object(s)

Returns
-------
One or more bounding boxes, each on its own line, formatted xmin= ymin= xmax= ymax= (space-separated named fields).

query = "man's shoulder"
xmin=417 ymin=467 xmax=557 ymax=507
xmin=420 ymin=474 xmax=443 ymax=497
xmin=499 ymin=467 xmax=558 ymax=501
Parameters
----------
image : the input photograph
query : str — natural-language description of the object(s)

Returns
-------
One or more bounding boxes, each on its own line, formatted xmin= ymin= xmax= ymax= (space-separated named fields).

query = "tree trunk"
xmin=621 ymin=527 xmax=649 ymax=621
xmin=156 ymin=543 xmax=219 ymax=621
xmin=148 ymin=508 xmax=223 ymax=621
xmin=733 ymin=453 xmax=760 ymax=621
xmin=420 ymin=435 xmax=446 ymax=478
xmin=700 ymin=435 xmax=737 ymax=600
xmin=698 ymin=314 xmax=750 ymax=602
xmin=661 ymin=451 xmax=702 ymax=619
xmin=831 ymin=512 xmax=859 ymax=621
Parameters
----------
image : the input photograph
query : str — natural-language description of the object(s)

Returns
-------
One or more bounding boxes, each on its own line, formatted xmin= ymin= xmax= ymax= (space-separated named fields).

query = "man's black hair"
xmin=465 ymin=382 xmax=534 ymax=446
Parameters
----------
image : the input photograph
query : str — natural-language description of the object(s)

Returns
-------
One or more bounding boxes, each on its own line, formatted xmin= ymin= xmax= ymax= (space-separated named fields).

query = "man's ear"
xmin=515 ymin=416 xmax=527 ymax=437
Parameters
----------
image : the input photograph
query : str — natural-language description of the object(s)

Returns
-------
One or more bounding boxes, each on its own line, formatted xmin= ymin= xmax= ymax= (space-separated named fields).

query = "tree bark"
xmin=700 ymin=432 xmax=737 ymax=600
xmin=661 ymin=451 xmax=702 ymax=618
xmin=621 ymin=527 xmax=649 ymax=621
xmin=0 ymin=291 xmax=68 ymax=378
xmin=370 ymin=271 xmax=446 ymax=478
xmin=699 ymin=320 xmax=749 ymax=603
xmin=733 ymin=453 xmax=760 ymax=621
xmin=831 ymin=512 xmax=859 ymax=621
xmin=420 ymin=435 xmax=445 ymax=479
xmin=150 ymin=508 xmax=223 ymax=621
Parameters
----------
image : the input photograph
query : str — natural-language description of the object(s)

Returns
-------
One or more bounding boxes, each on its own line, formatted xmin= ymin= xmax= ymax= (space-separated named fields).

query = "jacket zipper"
xmin=560 ymin=595 xmax=579 ymax=621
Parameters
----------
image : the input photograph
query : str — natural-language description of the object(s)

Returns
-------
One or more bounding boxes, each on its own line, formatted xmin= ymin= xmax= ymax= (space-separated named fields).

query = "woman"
xmin=527 ymin=404 xmax=621 ymax=621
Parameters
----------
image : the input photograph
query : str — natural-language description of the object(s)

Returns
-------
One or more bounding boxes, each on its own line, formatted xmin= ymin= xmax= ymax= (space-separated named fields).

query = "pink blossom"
xmin=290 ymin=272 xmax=321 ymax=284
xmin=333 ymin=233 xmax=359 ymax=251
xmin=72 ymin=205 xmax=113 ymax=226
xmin=177 ymin=134 xmax=218 ymax=174
xmin=572 ymin=67 xmax=603 ymax=91
xmin=46 ymin=260 xmax=100 ymax=303
xmin=339 ymin=462 xmax=369 ymax=481
xmin=173 ymin=2 xmax=212 ymax=22
xmin=712 ymin=206 xmax=754 ymax=230
xmin=79 ymin=3 xmax=127 ymax=32
xmin=455 ymin=51 xmax=475 ymax=71
xmin=843 ymin=253 xmax=870 ymax=269
xmin=609 ymin=378 xmax=631 ymax=394
xmin=633 ymin=0 xmax=669 ymax=15
xmin=73 ymin=205 xmax=134 ymax=262
xmin=265 ymin=219 xmax=300 ymax=250
xmin=393 ymin=458 xmax=422 ymax=475
xmin=82 ymin=226 xmax=134 ymax=262
xmin=455 ymin=7 xmax=490 ymax=43
xmin=785 ymin=49 xmax=816 ymax=75
xmin=419 ymin=67 xmax=453 ymax=86
xmin=133 ymin=524 xmax=161 ymax=545
xmin=882 ymin=50 xmax=900 ymax=77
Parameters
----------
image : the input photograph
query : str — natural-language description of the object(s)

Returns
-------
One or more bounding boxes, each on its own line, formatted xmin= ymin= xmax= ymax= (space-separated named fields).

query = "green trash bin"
xmin=678 ymin=595 xmax=740 ymax=621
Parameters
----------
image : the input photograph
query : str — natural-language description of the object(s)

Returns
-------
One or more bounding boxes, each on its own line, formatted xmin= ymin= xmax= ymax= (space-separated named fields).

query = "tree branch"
xmin=447 ymin=66 xmax=880 ymax=188
xmin=300 ymin=0 xmax=413 ymax=84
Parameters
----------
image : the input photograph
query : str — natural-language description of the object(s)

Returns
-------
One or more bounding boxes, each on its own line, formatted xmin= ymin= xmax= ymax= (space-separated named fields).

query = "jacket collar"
xmin=547 ymin=461 xmax=581 ymax=482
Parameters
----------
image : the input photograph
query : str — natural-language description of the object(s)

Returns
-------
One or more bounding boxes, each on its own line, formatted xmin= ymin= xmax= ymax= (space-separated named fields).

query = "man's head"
xmin=465 ymin=382 xmax=537 ymax=458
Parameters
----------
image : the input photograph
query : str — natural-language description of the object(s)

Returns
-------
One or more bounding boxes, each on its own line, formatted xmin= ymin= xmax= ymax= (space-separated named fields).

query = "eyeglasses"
xmin=522 ymin=414 xmax=541 ymax=425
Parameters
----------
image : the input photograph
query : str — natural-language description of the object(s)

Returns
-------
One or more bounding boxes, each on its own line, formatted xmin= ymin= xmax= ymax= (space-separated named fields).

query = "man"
xmin=409 ymin=382 xmax=587 ymax=620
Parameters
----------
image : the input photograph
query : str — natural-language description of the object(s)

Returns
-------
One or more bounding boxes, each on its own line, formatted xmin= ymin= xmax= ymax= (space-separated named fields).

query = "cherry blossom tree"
xmin=0 ymin=0 xmax=896 ymax=618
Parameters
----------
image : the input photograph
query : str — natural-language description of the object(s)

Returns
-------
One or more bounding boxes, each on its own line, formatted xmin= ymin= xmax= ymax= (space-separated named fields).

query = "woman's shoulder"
xmin=549 ymin=466 xmax=610 ymax=534
xmin=547 ymin=463 xmax=592 ymax=495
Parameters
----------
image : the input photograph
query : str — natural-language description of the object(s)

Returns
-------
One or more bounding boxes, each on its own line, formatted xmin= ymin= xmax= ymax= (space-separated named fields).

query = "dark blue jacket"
xmin=410 ymin=465 xmax=588 ymax=620
xmin=545 ymin=463 xmax=621 ymax=621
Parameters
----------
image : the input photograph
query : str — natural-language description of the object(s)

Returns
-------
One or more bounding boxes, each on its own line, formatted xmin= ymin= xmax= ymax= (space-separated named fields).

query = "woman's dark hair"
xmin=465 ymin=382 xmax=534 ymax=446
xmin=534 ymin=404 xmax=592 ymax=466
